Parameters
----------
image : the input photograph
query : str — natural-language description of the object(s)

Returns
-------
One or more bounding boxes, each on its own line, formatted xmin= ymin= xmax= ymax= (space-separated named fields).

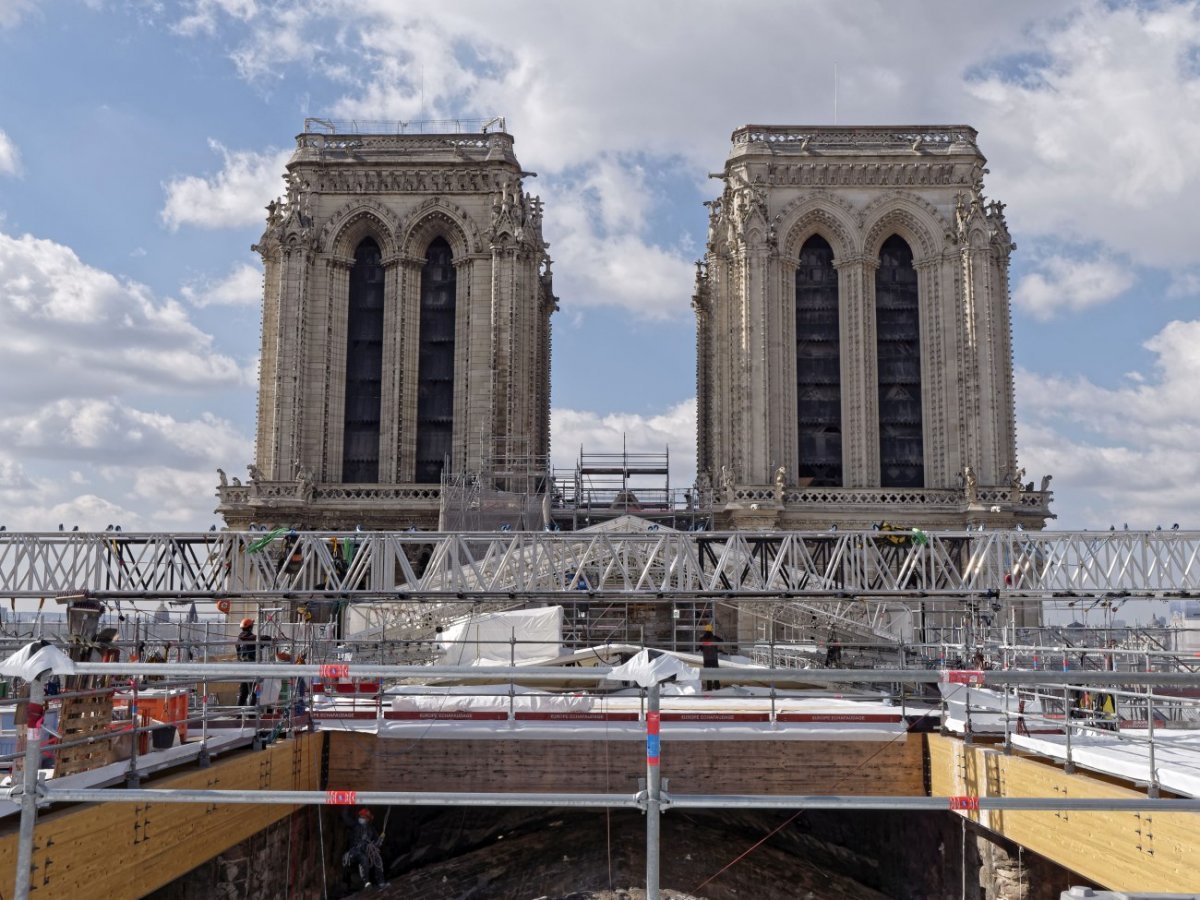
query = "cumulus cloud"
xmin=0 ymin=128 xmax=19 ymax=176
xmin=161 ymin=140 xmax=290 ymax=230
xmin=181 ymin=262 xmax=263 ymax=307
xmin=1017 ymin=319 xmax=1200 ymax=528
xmin=1014 ymin=253 xmax=1135 ymax=320
xmin=0 ymin=230 xmax=247 ymax=405
xmin=970 ymin=2 xmax=1200 ymax=269
xmin=552 ymin=398 xmax=696 ymax=490
xmin=543 ymin=158 xmax=695 ymax=319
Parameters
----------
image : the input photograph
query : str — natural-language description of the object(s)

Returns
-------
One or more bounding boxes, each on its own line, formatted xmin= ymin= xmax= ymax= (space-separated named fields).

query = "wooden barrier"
xmin=929 ymin=734 xmax=1200 ymax=893
xmin=326 ymin=732 xmax=926 ymax=796
xmin=0 ymin=732 xmax=324 ymax=900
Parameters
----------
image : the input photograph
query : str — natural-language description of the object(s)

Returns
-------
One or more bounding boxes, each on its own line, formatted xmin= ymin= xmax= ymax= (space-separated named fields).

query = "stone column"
xmin=377 ymin=254 xmax=405 ymax=482
xmin=317 ymin=256 xmax=351 ymax=482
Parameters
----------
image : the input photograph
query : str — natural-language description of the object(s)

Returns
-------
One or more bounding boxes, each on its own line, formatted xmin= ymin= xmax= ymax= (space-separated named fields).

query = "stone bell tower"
xmin=217 ymin=119 xmax=556 ymax=530
xmin=694 ymin=125 xmax=1052 ymax=530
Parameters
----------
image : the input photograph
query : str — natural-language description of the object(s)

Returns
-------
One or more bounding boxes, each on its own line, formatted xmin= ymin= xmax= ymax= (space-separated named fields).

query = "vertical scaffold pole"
xmin=646 ymin=681 xmax=661 ymax=900
xmin=14 ymin=676 xmax=46 ymax=900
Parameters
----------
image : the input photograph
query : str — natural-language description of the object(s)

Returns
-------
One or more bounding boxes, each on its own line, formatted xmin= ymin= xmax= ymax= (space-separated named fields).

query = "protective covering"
xmin=437 ymin=606 xmax=563 ymax=666
xmin=0 ymin=642 xmax=77 ymax=680
xmin=606 ymin=649 xmax=700 ymax=688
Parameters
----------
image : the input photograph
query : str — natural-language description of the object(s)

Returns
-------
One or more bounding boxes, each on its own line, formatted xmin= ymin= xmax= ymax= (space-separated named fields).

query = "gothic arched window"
xmin=415 ymin=237 xmax=456 ymax=484
xmin=875 ymin=234 xmax=924 ymax=487
xmin=341 ymin=237 xmax=384 ymax=483
xmin=795 ymin=235 xmax=842 ymax=486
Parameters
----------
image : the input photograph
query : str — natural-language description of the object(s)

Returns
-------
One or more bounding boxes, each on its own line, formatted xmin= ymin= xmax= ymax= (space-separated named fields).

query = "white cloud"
xmin=0 ymin=230 xmax=247 ymax=405
xmin=1014 ymin=253 xmax=1135 ymax=320
xmin=1017 ymin=318 xmax=1200 ymax=528
xmin=160 ymin=140 xmax=290 ymax=230
xmin=970 ymin=2 xmax=1200 ymax=269
xmin=543 ymin=159 xmax=695 ymax=319
xmin=0 ymin=128 xmax=19 ymax=176
xmin=0 ymin=0 xmax=37 ymax=29
xmin=174 ymin=0 xmax=258 ymax=36
xmin=552 ymin=398 xmax=696 ymax=489
xmin=182 ymin=262 xmax=263 ymax=307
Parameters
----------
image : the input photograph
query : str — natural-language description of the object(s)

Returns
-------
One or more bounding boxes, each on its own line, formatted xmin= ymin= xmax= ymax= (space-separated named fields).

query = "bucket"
xmin=150 ymin=724 xmax=176 ymax=750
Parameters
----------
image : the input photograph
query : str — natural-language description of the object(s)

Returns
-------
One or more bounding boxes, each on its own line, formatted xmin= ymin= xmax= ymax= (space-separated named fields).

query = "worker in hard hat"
xmin=343 ymin=807 xmax=388 ymax=889
xmin=236 ymin=617 xmax=260 ymax=706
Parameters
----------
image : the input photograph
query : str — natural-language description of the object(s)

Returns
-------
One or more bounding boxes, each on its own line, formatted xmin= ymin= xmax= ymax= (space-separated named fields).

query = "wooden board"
xmin=929 ymin=734 xmax=1200 ymax=893
xmin=54 ymin=694 xmax=115 ymax=777
xmin=0 ymin=731 xmax=323 ymax=900
xmin=326 ymin=732 xmax=926 ymax=796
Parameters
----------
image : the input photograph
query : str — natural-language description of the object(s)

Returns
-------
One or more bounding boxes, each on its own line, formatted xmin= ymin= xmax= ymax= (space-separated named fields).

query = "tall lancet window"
xmin=342 ymin=237 xmax=385 ymax=483
xmin=415 ymin=237 xmax=456 ymax=484
xmin=875 ymin=234 xmax=924 ymax=487
xmin=795 ymin=235 xmax=842 ymax=486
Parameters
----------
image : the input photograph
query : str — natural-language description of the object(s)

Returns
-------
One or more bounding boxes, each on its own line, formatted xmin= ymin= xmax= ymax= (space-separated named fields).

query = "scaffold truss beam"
xmin=2 ymin=529 xmax=1200 ymax=599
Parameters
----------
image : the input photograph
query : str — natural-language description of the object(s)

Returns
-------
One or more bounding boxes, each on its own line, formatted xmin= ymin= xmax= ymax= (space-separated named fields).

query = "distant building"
xmin=217 ymin=120 xmax=556 ymax=530
xmin=694 ymin=125 xmax=1053 ymax=530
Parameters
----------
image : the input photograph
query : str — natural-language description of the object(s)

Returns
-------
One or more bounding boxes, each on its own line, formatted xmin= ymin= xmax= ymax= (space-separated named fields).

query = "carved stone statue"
xmin=773 ymin=465 xmax=787 ymax=502
xmin=232 ymin=477 xmax=242 ymax=487
xmin=247 ymin=464 xmax=263 ymax=483
xmin=1040 ymin=474 xmax=1053 ymax=493
xmin=963 ymin=466 xmax=978 ymax=504
xmin=217 ymin=468 xmax=228 ymax=488
xmin=720 ymin=465 xmax=735 ymax=502
xmin=296 ymin=466 xmax=314 ymax=502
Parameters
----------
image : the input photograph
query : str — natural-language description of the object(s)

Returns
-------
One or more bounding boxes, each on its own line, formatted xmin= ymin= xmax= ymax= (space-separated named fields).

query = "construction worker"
xmin=699 ymin=623 xmax=724 ymax=691
xmin=236 ymin=618 xmax=260 ymax=706
xmin=343 ymin=807 xmax=388 ymax=888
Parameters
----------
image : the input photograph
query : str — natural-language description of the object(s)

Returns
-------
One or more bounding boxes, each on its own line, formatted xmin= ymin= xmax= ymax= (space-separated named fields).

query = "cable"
xmin=692 ymin=702 xmax=942 ymax=894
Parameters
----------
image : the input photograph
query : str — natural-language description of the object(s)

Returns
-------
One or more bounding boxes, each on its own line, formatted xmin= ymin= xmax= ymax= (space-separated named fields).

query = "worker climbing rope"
xmin=343 ymin=807 xmax=389 ymax=889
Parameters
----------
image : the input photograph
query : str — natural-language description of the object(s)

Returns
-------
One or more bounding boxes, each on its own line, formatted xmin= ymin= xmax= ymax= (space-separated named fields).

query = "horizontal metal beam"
xmin=4 ymin=529 xmax=1200 ymax=598
xmin=16 ymin=786 xmax=1200 ymax=813
xmin=56 ymin=661 xmax=1200 ymax=687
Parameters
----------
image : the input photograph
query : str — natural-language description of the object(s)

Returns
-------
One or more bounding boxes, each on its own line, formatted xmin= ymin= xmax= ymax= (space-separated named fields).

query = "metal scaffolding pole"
xmin=13 ymin=676 xmax=44 ymax=900
xmin=645 ymin=680 xmax=662 ymax=900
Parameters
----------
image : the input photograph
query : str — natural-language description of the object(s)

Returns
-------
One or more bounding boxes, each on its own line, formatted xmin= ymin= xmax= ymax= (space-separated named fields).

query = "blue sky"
xmin=1 ymin=0 xmax=1198 ymax=532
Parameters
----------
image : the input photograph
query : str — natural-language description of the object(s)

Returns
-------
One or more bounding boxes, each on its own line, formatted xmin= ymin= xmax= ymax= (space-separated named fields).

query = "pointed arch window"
xmin=415 ymin=237 xmax=456 ymax=484
xmin=875 ymin=234 xmax=924 ymax=487
xmin=341 ymin=237 xmax=385 ymax=483
xmin=795 ymin=235 xmax=842 ymax=486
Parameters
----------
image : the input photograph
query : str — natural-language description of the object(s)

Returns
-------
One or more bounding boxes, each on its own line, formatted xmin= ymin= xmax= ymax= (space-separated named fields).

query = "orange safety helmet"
xmin=240 ymin=617 xmax=254 ymax=629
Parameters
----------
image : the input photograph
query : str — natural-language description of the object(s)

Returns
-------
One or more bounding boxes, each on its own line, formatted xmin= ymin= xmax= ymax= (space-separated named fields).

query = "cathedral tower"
xmin=217 ymin=120 xmax=556 ymax=529
xmin=694 ymin=126 xmax=1052 ymax=530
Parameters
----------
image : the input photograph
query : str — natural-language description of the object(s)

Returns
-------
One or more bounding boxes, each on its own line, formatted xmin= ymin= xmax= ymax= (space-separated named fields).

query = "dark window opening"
xmin=415 ymin=237 xmax=456 ymax=484
xmin=795 ymin=235 xmax=842 ymax=486
xmin=341 ymin=237 xmax=384 ymax=483
xmin=876 ymin=235 xmax=924 ymax=487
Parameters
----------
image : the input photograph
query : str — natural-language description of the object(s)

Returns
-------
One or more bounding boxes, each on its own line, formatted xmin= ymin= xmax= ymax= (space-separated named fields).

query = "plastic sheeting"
xmin=0 ymin=642 xmax=77 ymax=680
xmin=605 ymin=649 xmax=699 ymax=688
xmin=437 ymin=606 xmax=564 ymax=666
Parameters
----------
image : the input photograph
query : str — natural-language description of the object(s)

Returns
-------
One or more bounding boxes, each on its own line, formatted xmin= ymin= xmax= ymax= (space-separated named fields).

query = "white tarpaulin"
xmin=437 ymin=606 xmax=564 ymax=666
xmin=606 ymin=649 xmax=699 ymax=688
xmin=0 ymin=642 xmax=77 ymax=680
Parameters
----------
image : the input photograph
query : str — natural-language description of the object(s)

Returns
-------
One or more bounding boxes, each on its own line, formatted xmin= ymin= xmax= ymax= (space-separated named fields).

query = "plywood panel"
xmin=326 ymin=732 xmax=926 ymax=796
xmin=0 ymin=732 xmax=324 ymax=900
xmin=929 ymin=734 xmax=1200 ymax=894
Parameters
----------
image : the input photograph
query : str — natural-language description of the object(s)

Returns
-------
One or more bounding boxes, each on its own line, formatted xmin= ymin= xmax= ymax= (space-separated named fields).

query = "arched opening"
xmin=795 ymin=235 xmax=842 ymax=486
xmin=415 ymin=237 xmax=456 ymax=484
xmin=875 ymin=234 xmax=923 ymax=487
xmin=341 ymin=237 xmax=385 ymax=483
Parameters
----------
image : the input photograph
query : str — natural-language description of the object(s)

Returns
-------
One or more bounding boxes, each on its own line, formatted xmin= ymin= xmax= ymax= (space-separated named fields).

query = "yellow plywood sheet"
xmin=929 ymin=734 xmax=1200 ymax=894
xmin=0 ymin=732 xmax=324 ymax=900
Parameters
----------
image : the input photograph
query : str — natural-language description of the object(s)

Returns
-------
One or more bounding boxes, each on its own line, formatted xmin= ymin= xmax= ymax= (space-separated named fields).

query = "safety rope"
xmin=691 ymin=703 xmax=943 ymax=894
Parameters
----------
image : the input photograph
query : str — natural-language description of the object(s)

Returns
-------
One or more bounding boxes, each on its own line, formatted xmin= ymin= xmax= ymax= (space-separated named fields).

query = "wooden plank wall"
xmin=326 ymin=733 xmax=926 ymax=796
xmin=929 ymin=734 xmax=1200 ymax=894
xmin=0 ymin=732 xmax=324 ymax=900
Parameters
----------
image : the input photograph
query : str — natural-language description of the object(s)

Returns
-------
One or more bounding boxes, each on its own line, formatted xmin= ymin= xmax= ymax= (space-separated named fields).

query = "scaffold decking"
xmin=1 ymin=529 xmax=1200 ymax=599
